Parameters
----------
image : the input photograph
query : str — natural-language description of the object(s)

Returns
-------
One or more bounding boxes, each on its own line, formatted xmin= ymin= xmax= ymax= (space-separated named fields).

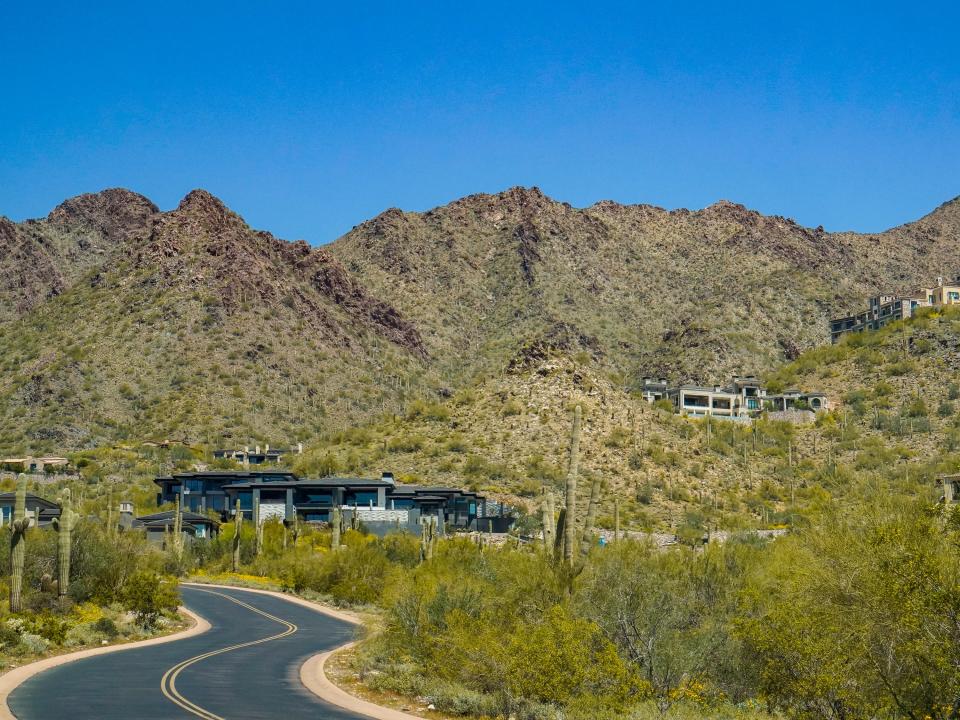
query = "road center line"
xmin=159 ymin=588 xmax=298 ymax=720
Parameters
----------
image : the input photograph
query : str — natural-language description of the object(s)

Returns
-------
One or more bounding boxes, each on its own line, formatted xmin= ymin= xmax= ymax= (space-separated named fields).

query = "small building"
xmin=0 ymin=493 xmax=61 ymax=527
xmin=766 ymin=390 xmax=830 ymax=412
xmin=639 ymin=377 xmax=670 ymax=404
xmin=133 ymin=510 xmax=220 ymax=543
xmin=1 ymin=457 xmax=70 ymax=473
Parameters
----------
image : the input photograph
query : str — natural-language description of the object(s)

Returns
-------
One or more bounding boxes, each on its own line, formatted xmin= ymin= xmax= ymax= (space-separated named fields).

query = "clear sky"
xmin=2 ymin=1 xmax=958 ymax=243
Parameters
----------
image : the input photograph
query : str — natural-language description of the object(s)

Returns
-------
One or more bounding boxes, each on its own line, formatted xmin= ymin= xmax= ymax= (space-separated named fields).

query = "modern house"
xmin=212 ymin=443 xmax=302 ymax=466
xmin=642 ymin=376 xmax=829 ymax=419
xmin=153 ymin=470 xmax=501 ymax=534
xmin=131 ymin=510 xmax=220 ymax=543
xmin=0 ymin=493 xmax=61 ymax=527
xmin=830 ymin=276 xmax=960 ymax=342
xmin=639 ymin=377 xmax=670 ymax=404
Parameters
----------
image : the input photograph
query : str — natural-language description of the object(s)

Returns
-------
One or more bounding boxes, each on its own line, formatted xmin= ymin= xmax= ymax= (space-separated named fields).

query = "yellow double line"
xmin=160 ymin=588 xmax=298 ymax=719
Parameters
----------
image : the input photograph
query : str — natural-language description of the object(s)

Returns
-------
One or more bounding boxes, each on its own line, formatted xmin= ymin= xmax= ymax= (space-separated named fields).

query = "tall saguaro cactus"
xmin=253 ymin=495 xmax=263 ymax=557
xmin=9 ymin=474 xmax=30 ymax=613
xmin=232 ymin=498 xmax=243 ymax=572
xmin=172 ymin=493 xmax=184 ymax=561
xmin=331 ymin=506 xmax=342 ymax=549
xmin=579 ymin=476 xmax=602 ymax=557
xmin=562 ymin=405 xmax=582 ymax=566
xmin=541 ymin=492 xmax=553 ymax=549
xmin=420 ymin=515 xmax=437 ymax=562
xmin=53 ymin=487 xmax=79 ymax=607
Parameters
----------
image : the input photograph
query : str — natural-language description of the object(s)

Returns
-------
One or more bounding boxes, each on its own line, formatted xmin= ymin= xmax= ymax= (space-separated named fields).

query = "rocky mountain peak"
xmin=47 ymin=188 xmax=157 ymax=243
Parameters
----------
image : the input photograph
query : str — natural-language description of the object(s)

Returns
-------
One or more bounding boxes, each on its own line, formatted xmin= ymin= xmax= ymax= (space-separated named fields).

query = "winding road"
xmin=8 ymin=585 xmax=366 ymax=719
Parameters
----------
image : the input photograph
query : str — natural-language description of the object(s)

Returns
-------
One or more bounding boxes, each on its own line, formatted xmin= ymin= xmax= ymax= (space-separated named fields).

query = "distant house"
xmin=0 ymin=457 xmax=70 ymax=473
xmin=830 ymin=275 xmax=960 ymax=342
xmin=639 ymin=377 xmax=670 ymax=404
xmin=0 ymin=493 xmax=61 ymax=527
xmin=767 ymin=389 xmax=829 ymax=412
xmin=641 ymin=375 xmax=829 ymax=419
xmin=132 ymin=510 xmax=220 ymax=543
xmin=212 ymin=443 xmax=303 ymax=467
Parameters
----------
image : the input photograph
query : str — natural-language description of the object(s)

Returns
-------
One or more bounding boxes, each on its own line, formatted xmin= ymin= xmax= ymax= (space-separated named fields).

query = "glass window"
xmin=301 ymin=492 xmax=332 ymax=504
xmin=349 ymin=491 xmax=379 ymax=506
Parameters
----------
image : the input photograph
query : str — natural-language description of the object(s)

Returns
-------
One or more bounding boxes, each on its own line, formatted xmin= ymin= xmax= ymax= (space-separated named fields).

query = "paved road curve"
xmin=9 ymin=585 xmax=365 ymax=719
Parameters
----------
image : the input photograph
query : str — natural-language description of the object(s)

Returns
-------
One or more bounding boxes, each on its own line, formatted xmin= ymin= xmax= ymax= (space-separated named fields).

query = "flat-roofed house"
xmin=0 ymin=493 xmax=61 ymax=527
xmin=154 ymin=471 xmax=499 ymax=534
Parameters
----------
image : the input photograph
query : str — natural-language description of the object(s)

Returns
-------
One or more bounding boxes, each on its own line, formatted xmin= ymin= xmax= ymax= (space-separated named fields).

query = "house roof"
xmin=223 ymin=477 xmax=390 ymax=490
xmin=139 ymin=518 xmax=200 ymax=531
xmin=136 ymin=510 xmax=220 ymax=527
xmin=0 ymin=493 xmax=61 ymax=510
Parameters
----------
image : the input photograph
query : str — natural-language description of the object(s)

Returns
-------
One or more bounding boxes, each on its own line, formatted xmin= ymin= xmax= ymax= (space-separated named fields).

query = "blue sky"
xmin=2 ymin=1 xmax=958 ymax=243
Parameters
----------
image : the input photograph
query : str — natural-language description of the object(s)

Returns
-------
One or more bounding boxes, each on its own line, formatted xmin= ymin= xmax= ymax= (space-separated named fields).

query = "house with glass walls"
xmin=153 ymin=470 xmax=492 ymax=531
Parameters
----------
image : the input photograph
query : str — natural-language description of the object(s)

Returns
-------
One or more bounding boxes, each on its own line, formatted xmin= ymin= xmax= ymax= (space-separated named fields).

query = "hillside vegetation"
xmin=2 ymin=187 xmax=960 ymax=457
xmin=296 ymin=308 xmax=960 ymax=533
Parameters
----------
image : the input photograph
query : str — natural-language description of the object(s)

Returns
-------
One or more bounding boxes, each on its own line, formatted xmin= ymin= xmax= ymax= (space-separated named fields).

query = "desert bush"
xmin=122 ymin=572 xmax=180 ymax=627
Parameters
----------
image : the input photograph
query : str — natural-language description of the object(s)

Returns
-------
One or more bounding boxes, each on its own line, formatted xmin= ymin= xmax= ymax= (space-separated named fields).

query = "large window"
xmin=299 ymin=491 xmax=332 ymax=504
xmin=348 ymin=491 xmax=380 ymax=507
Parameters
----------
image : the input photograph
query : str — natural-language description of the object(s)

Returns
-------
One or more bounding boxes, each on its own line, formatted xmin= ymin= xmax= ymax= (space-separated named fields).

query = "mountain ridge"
xmin=0 ymin=185 xmax=958 ymax=453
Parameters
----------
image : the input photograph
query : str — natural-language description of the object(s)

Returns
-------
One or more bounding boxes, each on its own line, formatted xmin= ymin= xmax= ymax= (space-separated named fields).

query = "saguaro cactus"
xmin=53 ymin=487 xmax=79 ymax=607
xmin=331 ymin=506 xmax=342 ymax=549
xmin=541 ymin=492 xmax=553 ymax=549
xmin=232 ymin=498 xmax=243 ymax=572
xmin=253 ymin=495 xmax=263 ymax=556
xmin=172 ymin=493 xmax=184 ymax=561
xmin=614 ymin=498 xmax=621 ymax=541
xmin=9 ymin=474 xmax=30 ymax=613
xmin=579 ymin=476 xmax=602 ymax=557
xmin=420 ymin=515 xmax=437 ymax=562
xmin=562 ymin=405 xmax=582 ymax=566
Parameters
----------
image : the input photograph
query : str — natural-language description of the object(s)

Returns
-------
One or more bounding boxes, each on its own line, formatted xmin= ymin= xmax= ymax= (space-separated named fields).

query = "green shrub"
xmin=123 ymin=572 xmax=179 ymax=627
xmin=904 ymin=397 xmax=928 ymax=418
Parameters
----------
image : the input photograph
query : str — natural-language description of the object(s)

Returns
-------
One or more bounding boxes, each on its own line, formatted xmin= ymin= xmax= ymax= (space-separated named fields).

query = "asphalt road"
xmin=9 ymin=585 xmax=366 ymax=719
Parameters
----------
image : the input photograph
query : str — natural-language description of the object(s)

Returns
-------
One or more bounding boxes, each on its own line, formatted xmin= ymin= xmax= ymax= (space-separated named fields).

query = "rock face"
xmin=329 ymin=186 xmax=960 ymax=383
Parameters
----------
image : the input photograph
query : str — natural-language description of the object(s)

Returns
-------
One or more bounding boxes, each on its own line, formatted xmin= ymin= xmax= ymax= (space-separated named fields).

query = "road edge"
xmin=182 ymin=582 xmax=426 ymax=720
xmin=0 ymin=606 xmax=211 ymax=720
